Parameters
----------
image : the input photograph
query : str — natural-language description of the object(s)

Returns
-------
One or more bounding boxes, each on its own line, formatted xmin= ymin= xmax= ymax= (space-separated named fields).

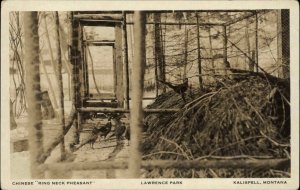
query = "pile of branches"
xmin=142 ymin=73 xmax=290 ymax=178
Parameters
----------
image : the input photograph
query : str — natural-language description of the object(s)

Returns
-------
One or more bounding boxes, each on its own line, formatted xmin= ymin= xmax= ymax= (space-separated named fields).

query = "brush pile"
xmin=142 ymin=73 xmax=290 ymax=178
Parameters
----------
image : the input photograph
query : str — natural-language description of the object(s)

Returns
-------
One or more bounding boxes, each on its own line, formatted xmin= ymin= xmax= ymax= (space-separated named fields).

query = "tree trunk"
xmin=129 ymin=11 xmax=146 ymax=178
xmin=24 ymin=11 xmax=44 ymax=178
xmin=54 ymin=12 xmax=66 ymax=161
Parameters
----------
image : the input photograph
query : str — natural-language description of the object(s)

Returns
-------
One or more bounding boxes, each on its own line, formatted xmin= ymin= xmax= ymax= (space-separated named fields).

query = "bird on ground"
xmin=109 ymin=122 xmax=126 ymax=142
xmin=158 ymin=78 xmax=189 ymax=102
xmin=70 ymin=126 xmax=101 ymax=150
xmin=98 ymin=117 xmax=112 ymax=140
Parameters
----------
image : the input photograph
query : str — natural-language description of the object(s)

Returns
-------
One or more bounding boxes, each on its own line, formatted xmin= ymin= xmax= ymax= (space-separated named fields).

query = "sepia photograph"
xmin=1 ymin=1 xmax=299 ymax=190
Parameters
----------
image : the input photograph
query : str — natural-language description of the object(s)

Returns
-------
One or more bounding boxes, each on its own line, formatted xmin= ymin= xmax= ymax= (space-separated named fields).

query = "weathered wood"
xmin=255 ymin=12 xmax=259 ymax=72
xmin=129 ymin=11 xmax=146 ymax=178
xmin=78 ymin=107 xmax=179 ymax=113
xmin=122 ymin=12 xmax=130 ymax=110
xmin=54 ymin=12 xmax=66 ymax=161
xmin=70 ymin=12 xmax=81 ymax=145
xmin=40 ymin=158 xmax=290 ymax=171
xmin=154 ymin=13 xmax=164 ymax=94
xmin=84 ymin=40 xmax=115 ymax=46
xmin=196 ymin=13 xmax=203 ymax=90
xmin=245 ymin=18 xmax=252 ymax=71
xmin=115 ymin=23 xmax=124 ymax=107
xmin=40 ymin=91 xmax=55 ymax=120
xmin=83 ymin=101 xmax=119 ymax=108
xmin=79 ymin=20 xmax=119 ymax=27
xmin=74 ymin=14 xmax=123 ymax=20
xmin=24 ymin=11 xmax=44 ymax=178
xmin=207 ymin=13 xmax=215 ymax=74
xmin=222 ymin=25 xmax=230 ymax=73
xmin=277 ymin=9 xmax=290 ymax=79
xmin=127 ymin=22 xmax=223 ymax=26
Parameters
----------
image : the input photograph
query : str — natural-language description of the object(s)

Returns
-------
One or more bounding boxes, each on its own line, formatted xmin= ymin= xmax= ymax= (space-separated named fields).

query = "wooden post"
xmin=154 ymin=13 xmax=164 ymax=94
xmin=277 ymin=9 xmax=290 ymax=78
xmin=23 ymin=11 xmax=44 ymax=178
xmin=196 ymin=13 xmax=203 ymax=90
xmin=129 ymin=11 xmax=146 ymax=178
xmin=207 ymin=13 xmax=215 ymax=74
xmin=183 ymin=21 xmax=188 ymax=79
xmin=115 ymin=23 xmax=124 ymax=106
xmin=255 ymin=12 xmax=259 ymax=72
xmin=223 ymin=25 xmax=229 ymax=71
xmin=70 ymin=12 xmax=80 ymax=144
xmin=122 ymin=12 xmax=130 ymax=109
xmin=54 ymin=12 xmax=66 ymax=161
xmin=245 ymin=18 xmax=252 ymax=71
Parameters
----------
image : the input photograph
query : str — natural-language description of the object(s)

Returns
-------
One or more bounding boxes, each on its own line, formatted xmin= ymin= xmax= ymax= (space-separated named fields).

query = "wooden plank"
xmin=115 ymin=23 xmax=124 ymax=107
xmin=40 ymin=158 xmax=290 ymax=171
xmin=127 ymin=22 xmax=223 ymax=26
xmin=74 ymin=14 xmax=123 ymax=20
xmin=79 ymin=20 xmax=119 ymax=27
xmin=78 ymin=107 xmax=179 ymax=113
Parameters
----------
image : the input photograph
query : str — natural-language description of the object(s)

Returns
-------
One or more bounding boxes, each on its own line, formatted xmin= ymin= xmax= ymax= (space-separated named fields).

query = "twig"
xmin=260 ymin=131 xmax=290 ymax=147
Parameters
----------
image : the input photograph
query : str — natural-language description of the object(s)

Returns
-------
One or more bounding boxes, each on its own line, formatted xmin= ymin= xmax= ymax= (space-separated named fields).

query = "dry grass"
xmin=142 ymin=73 xmax=290 ymax=178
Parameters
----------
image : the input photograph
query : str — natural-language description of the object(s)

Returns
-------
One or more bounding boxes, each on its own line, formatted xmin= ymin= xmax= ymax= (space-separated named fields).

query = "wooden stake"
xmin=24 ymin=11 xmax=44 ymax=178
xmin=129 ymin=11 xmax=146 ymax=178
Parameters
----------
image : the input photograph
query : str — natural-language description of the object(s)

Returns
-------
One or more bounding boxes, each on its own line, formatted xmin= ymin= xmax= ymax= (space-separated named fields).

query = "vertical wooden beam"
xmin=196 ymin=13 xmax=203 ymax=90
xmin=70 ymin=12 xmax=80 ymax=144
xmin=54 ymin=12 xmax=66 ymax=161
xmin=255 ymin=12 xmax=259 ymax=72
xmin=113 ymin=45 xmax=117 ymax=96
xmin=223 ymin=25 xmax=229 ymax=70
xmin=23 ymin=11 xmax=44 ymax=178
xmin=154 ymin=13 xmax=164 ymax=94
xmin=115 ymin=23 xmax=124 ymax=106
xmin=122 ymin=12 xmax=130 ymax=109
xmin=245 ymin=18 xmax=253 ymax=71
xmin=277 ymin=9 xmax=290 ymax=78
xmin=78 ymin=23 xmax=86 ymax=104
xmin=129 ymin=11 xmax=146 ymax=178
xmin=207 ymin=13 xmax=215 ymax=74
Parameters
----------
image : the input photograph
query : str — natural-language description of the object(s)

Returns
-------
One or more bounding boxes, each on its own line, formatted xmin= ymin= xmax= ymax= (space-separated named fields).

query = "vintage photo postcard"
xmin=1 ymin=0 xmax=299 ymax=189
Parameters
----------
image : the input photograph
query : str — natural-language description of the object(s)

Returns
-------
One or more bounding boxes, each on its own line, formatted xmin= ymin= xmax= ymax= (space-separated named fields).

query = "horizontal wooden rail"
xmin=39 ymin=158 xmax=290 ymax=171
xmin=126 ymin=22 xmax=224 ymax=26
xmin=78 ymin=108 xmax=180 ymax=113
xmin=74 ymin=14 xmax=123 ymax=20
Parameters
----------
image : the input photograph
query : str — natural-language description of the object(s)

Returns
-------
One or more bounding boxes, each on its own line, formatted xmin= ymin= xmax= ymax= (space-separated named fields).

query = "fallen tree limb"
xmin=39 ymin=158 xmax=290 ymax=171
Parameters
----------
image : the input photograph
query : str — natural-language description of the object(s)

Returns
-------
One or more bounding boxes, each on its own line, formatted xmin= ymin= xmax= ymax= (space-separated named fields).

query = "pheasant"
xmin=98 ymin=117 xmax=112 ymax=140
xmin=158 ymin=78 xmax=188 ymax=101
xmin=70 ymin=126 xmax=101 ymax=150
